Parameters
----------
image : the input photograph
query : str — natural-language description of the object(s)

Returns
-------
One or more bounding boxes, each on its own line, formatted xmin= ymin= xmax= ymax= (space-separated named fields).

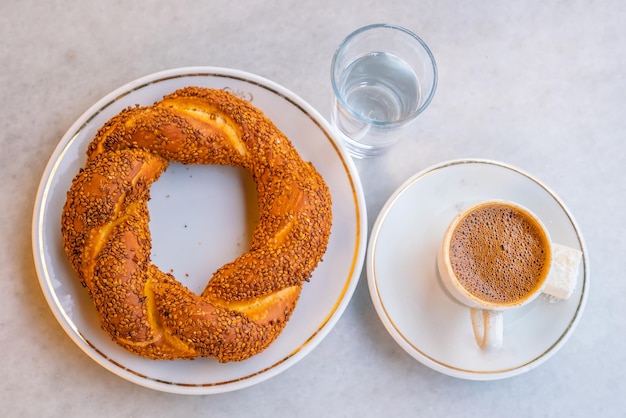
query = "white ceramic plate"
xmin=32 ymin=67 xmax=367 ymax=394
xmin=367 ymin=159 xmax=588 ymax=380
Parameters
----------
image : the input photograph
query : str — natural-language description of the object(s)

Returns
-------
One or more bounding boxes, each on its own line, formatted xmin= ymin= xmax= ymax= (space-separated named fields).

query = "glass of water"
xmin=330 ymin=24 xmax=438 ymax=158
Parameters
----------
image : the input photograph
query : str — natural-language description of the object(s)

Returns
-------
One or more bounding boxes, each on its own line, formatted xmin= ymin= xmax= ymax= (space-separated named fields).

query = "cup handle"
xmin=470 ymin=308 xmax=503 ymax=352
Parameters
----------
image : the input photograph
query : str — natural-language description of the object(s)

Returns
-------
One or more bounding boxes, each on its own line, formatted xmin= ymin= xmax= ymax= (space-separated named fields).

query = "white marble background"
xmin=1 ymin=0 xmax=624 ymax=416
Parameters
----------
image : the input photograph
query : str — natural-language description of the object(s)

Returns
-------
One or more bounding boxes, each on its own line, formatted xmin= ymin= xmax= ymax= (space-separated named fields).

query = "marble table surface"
xmin=1 ymin=0 xmax=624 ymax=416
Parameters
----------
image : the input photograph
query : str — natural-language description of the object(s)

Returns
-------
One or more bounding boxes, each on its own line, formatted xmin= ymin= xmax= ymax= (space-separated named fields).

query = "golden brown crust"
xmin=61 ymin=87 xmax=332 ymax=361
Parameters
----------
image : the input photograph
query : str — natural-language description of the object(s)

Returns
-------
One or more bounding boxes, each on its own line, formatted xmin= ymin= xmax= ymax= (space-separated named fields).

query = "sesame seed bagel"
xmin=61 ymin=87 xmax=332 ymax=362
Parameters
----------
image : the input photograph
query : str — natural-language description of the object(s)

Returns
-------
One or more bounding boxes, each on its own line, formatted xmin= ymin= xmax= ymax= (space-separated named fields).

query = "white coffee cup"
xmin=437 ymin=200 xmax=554 ymax=352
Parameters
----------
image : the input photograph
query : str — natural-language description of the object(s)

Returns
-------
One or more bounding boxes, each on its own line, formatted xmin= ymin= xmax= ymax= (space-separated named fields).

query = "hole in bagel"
xmin=148 ymin=163 xmax=259 ymax=295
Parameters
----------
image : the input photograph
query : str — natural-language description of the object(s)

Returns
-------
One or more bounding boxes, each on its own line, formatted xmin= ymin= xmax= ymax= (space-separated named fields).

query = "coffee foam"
xmin=449 ymin=203 xmax=550 ymax=305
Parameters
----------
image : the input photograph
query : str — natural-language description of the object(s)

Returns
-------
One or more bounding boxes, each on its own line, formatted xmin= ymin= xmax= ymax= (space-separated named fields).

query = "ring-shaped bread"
xmin=61 ymin=87 xmax=332 ymax=362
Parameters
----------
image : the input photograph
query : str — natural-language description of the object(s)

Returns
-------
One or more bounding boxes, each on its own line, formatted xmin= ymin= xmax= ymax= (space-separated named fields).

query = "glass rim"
xmin=330 ymin=23 xmax=438 ymax=127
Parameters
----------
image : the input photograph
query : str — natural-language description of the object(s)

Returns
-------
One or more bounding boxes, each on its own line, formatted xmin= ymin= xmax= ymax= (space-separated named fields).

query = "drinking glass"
xmin=330 ymin=24 xmax=438 ymax=158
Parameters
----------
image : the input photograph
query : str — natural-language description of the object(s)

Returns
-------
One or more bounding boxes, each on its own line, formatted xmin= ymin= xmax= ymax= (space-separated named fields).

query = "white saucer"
xmin=32 ymin=67 xmax=367 ymax=394
xmin=366 ymin=159 xmax=588 ymax=380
